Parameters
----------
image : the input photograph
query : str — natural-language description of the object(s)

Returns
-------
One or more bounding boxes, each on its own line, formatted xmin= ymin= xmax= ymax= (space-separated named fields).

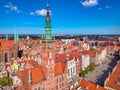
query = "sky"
xmin=0 ymin=0 xmax=120 ymax=34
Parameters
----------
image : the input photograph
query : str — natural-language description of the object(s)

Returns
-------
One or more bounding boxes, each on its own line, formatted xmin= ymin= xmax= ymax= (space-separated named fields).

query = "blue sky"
xmin=0 ymin=0 xmax=120 ymax=34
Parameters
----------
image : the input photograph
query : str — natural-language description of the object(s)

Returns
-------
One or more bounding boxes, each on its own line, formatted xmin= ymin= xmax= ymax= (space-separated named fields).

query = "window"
xmin=73 ymin=67 xmax=75 ymax=73
xmin=56 ymin=85 xmax=58 ymax=89
xmin=12 ymin=53 xmax=14 ymax=58
xmin=62 ymin=82 xmax=64 ymax=87
xmin=5 ymin=52 xmax=8 ymax=63
xmin=68 ymin=69 xmax=70 ymax=77
xmin=38 ymin=87 xmax=40 ymax=90
xmin=59 ymin=83 xmax=61 ymax=88
xmin=62 ymin=76 xmax=64 ymax=80
xmin=71 ymin=68 xmax=72 ymax=73
xmin=60 ymin=77 xmax=62 ymax=82
xmin=56 ymin=79 xmax=58 ymax=83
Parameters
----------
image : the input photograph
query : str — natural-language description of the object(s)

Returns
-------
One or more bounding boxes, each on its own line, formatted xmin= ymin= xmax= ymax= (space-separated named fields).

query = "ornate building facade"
xmin=0 ymin=40 xmax=18 ymax=63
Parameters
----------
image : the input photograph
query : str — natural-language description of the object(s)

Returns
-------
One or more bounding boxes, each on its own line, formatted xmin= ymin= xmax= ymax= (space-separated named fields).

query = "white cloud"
xmin=82 ymin=0 xmax=98 ymax=7
xmin=29 ymin=9 xmax=51 ymax=16
xmin=4 ymin=3 xmax=21 ymax=13
xmin=35 ymin=9 xmax=47 ymax=16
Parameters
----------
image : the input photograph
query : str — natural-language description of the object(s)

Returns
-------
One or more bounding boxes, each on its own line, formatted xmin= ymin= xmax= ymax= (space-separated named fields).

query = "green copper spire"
xmin=28 ymin=68 xmax=32 ymax=83
xmin=14 ymin=31 xmax=19 ymax=42
xmin=16 ymin=33 xmax=19 ymax=41
xmin=43 ymin=2 xmax=53 ymax=40
xmin=14 ymin=32 xmax=16 ymax=42
xmin=6 ymin=34 xmax=8 ymax=40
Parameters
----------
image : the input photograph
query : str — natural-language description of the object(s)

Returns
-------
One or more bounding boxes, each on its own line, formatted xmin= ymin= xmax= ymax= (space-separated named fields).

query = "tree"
xmin=88 ymin=64 xmax=95 ymax=71
xmin=79 ymin=70 xmax=86 ymax=77
xmin=0 ymin=76 xmax=13 ymax=86
xmin=8 ymin=77 xmax=13 ymax=86
xmin=89 ymin=47 xmax=95 ymax=51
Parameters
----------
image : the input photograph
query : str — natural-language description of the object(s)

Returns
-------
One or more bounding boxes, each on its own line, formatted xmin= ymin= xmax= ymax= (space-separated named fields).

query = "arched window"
xmin=5 ymin=52 xmax=8 ymax=63
xmin=12 ymin=53 xmax=14 ymax=58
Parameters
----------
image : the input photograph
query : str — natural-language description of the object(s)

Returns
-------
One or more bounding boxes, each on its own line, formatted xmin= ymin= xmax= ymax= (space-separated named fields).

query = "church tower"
xmin=6 ymin=34 xmax=8 ymax=40
xmin=43 ymin=2 xmax=54 ymax=40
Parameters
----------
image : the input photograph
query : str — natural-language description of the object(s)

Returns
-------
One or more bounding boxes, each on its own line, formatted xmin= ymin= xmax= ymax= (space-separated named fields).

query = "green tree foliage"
xmin=79 ymin=64 xmax=95 ymax=77
xmin=87 ymin=64 xmax=95 ymax=71
xmin=89 ymin=47 xmax=95 ymax=51
xmin=79 ymin=70 xmax=86 ymax=77
xmin=0 ymin=76 xmax=13 ymax=86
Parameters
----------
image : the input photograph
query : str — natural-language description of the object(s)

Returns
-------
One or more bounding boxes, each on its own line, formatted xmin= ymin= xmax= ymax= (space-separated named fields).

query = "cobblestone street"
xmin=85 ymin=56 xmax=117 ymax=86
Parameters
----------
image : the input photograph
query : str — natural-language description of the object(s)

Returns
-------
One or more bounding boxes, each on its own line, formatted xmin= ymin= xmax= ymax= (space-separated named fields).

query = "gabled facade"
xmin=0 ymin=40 xmax=18 ymax=63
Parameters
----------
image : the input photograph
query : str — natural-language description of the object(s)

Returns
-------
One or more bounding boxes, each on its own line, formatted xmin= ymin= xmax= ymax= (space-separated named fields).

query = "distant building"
xmin=72 ymin=78 xmax=107 ymax=90
xmin=104 ymin=61 xmax=120 ymax=90
xmin=0 ymin=40 xmax=18 ymax=63
xmin=0 ymin=66 xmax=8 ymax=77
xmin=16 ymin=3 xmax=68 ymax=90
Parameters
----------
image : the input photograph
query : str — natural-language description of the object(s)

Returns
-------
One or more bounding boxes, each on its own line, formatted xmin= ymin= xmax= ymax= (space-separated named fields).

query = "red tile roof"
xmin=57 ymin=54 xmax=66 ymax=62
xmin=31 ymin=66 xmax=44 ymax=84
xmin=108 ymin=46 xmax=114 ymax=50
xmin=17 ymin=65 xmax=45 ymax=85
xmin=97 ymin=86 xmax=107 ymax=90
xmin=17 ymin=71 xmax=23 ymax=77
xmin=69 ymin=51 xmax=80 ymax=60
xmin=73 ymin=79 xmax=107 ymax=90
xmin=87 ymin=50 xmax=96 ymax=57
xmin=0 ymin=40 xmax=14 ymax=49
xmin=105 ymin=61 xmax=120 ymax=90
xmin=79 ymin=79 xmax=96 ymax=90
xmin=55 ymin=61 xmax=64 ymax=75
xmin=116 ymin=46 xmax=120 ymax=50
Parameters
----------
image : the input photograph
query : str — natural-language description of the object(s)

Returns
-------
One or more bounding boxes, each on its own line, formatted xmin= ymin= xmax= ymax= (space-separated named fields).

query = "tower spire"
xmin=16 ymin=33 xmax=19 ymax=41
xmin=28 ymin=68 xmax=32 ymax=83
xmin=46 ymin=0 xmax=49 ymax=8
xmin=14 ymin=31 xmax=16 ymax=42
xmin=43 ymin=0 xmax=53 ymax=40
xmin=6 ymin=34 xmax=8 ymax=40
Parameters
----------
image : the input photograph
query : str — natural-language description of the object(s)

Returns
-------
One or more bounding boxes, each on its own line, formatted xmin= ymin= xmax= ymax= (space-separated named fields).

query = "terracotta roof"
xmin=116 ymin=46 xmax=120 ymax=50
xmin=97 ymin=86 xmax=107 ymax=90
xmin=72 ymin=79 xmax=107 ymax=90
xmin=18 ymin=65 xmax=45 ymax=85
xmin=69 ymin=51 xmax=80 ymax=60
xmin=17 ymin=71 xmax=23 ymax=77
xmin=105 ymin=61 xmax=120 ymax=90
xmin=87 ymin=50 xmax=96 ymax=57
xmin=31 ymin=66 xmax=44 ymax=84
xmin=106 ymin=81 xmax=120 ymax=90
xmin=108 ymin=46 xmax=114 ymax=50
xmin=67 ymin=45 xmax=73 ymax=49
xmin=0 ymin=40 xmax=14 ymax=49
xmin=79 ymin=79 xmax=96 ymax=90
xmin=55 ymin=61 xmax=64 ymax=75
xmin=57 ymin=54 xmax=66 ymax=62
